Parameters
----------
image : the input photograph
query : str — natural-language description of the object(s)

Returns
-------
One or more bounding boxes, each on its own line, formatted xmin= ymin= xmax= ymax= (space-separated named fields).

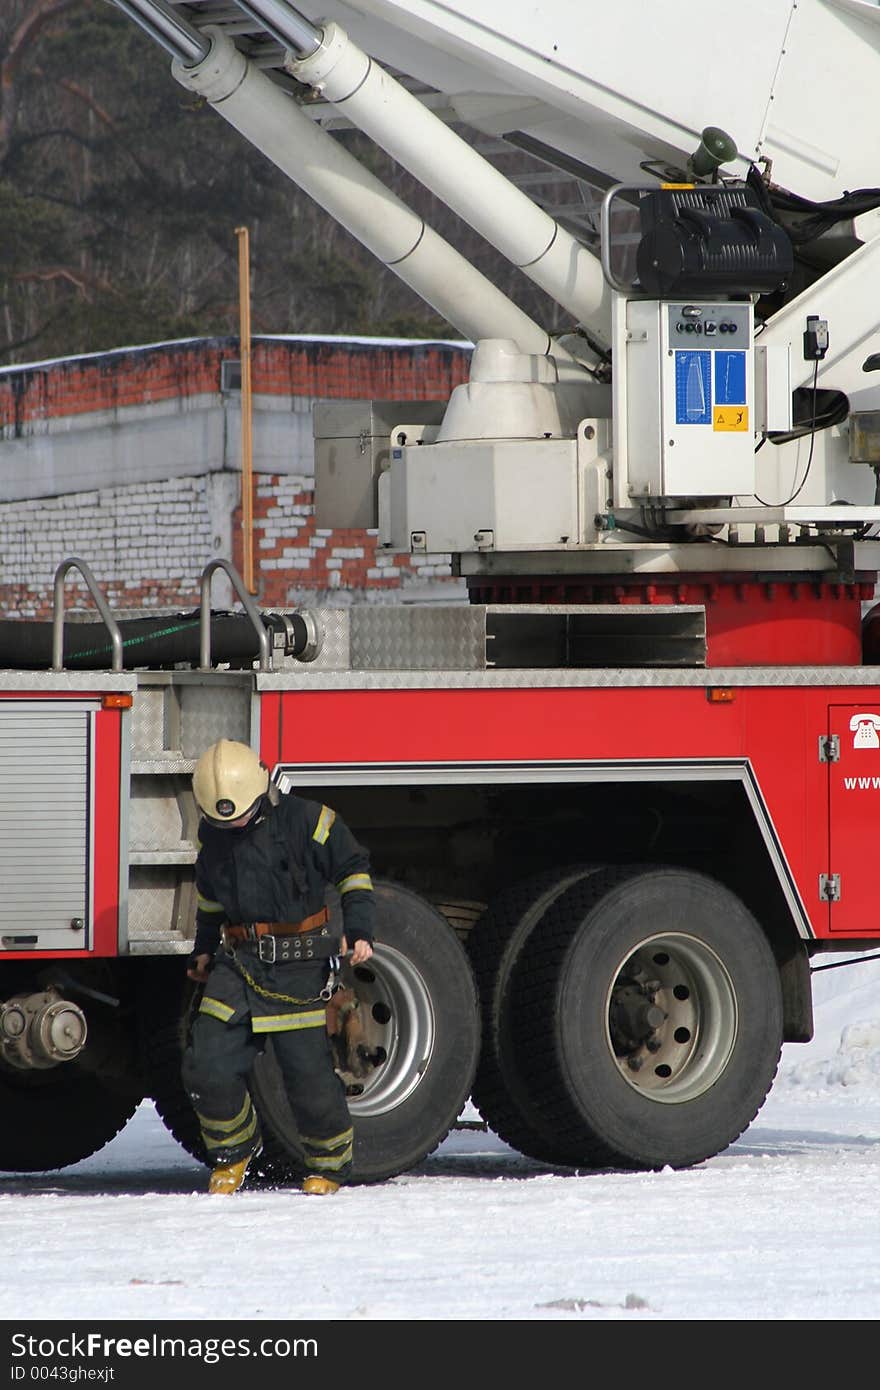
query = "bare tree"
xmin=0 ymin=0 xmax=79 ymax=172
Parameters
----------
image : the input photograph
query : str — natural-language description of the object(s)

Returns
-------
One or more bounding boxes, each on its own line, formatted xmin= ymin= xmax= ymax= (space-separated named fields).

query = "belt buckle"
xmin=258 ymin=934 xmax=276 ymax=964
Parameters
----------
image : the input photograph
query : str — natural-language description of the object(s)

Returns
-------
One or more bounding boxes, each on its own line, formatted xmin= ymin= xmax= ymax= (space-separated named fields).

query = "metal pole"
xmin=108 ymin=0 xmax=210 ymax=64
xmin=52 ymin=558 xmax=124 ymax=672
xmin=236 ymin=226 xmax=256 ymax=594
xmin=199 ymin=559 xmax=272 ymax=671
xmin=233 ymin=0 xmax=321 ymax=57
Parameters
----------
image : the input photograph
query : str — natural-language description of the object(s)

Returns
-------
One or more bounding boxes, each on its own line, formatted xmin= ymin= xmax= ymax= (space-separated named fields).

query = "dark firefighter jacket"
xmin=193 ymin=789 xmax=375 ymax=959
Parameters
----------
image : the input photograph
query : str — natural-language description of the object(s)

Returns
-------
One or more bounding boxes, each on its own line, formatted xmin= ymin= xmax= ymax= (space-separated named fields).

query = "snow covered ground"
xmin=1 ymin=953 xmax=879 ymax=1322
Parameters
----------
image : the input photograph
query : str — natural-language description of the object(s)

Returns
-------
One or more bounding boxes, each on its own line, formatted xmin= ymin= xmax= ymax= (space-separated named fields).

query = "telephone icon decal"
xmin=849 ymin=712 xmax=880 ymax=748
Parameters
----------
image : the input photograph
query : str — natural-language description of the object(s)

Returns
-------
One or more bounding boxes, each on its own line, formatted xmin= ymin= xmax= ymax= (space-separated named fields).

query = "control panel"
xmin=669 ymin=302 xmax=750 ymax=342
xmin=620 ymin=299 xmax=755 ymax=501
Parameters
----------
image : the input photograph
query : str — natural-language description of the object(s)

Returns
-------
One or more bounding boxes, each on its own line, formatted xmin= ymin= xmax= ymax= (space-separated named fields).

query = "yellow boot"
xmin=208 ymin=1154 xmax=253 ymax=1195
xmin=302 ymin=1175 xmax=340 ymax=1196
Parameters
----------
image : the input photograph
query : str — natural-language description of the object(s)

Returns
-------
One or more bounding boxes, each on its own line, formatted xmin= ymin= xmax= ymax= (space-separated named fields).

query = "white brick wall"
xmin=0 ymin=469 xmax=464 ymax=619
xmin=0 ymin=475 xmax=219 ymax=616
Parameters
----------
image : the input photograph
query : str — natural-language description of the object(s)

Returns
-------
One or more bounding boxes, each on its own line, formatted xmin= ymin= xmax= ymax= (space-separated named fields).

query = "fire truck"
xmin=4 ymin=0 xmax=880 ymax=1183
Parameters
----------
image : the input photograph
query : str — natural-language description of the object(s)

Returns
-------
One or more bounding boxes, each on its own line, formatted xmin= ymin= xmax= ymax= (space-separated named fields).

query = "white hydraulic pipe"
xmin=278 ymin=15 xmax=612 ymax=350
xmin=170 ymin=28 xmax=561 ymax=359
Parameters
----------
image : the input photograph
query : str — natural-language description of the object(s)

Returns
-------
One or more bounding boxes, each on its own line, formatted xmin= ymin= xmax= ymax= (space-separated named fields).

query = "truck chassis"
xmin=2 ymin=579 xmax=875 ymax=1180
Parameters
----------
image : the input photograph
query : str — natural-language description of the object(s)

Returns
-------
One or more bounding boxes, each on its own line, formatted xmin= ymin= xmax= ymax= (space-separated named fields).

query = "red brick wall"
xmin=232 ymin=478 xmax=453 ymax=607
xmin=0 ymin=335 xmax=471 ymax=434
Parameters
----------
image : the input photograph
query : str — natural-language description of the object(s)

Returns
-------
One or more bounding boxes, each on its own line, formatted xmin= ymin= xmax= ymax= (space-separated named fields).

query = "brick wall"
xmin=234 ymin=476 xmax=453 ymax=609
xmin=0 ymin=476 xmax=217 ymax=619
xmin=0 ymin=336 xmax=470 ymax=618
xmin=0 ymin=335 xmax=470 ymax=435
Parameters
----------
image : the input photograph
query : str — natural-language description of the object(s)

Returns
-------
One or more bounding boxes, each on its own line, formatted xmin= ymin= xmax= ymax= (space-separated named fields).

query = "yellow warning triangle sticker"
xmin=713 ymin=406 xmax=749 ymax=432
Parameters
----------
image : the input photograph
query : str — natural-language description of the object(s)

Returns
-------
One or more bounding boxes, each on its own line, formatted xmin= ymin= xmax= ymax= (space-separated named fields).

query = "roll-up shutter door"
xmin=0 ymin=704 xmax=93 ymax=950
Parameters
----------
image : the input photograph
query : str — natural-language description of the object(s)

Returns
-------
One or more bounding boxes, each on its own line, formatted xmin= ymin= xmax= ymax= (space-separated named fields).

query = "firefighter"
xmin=182 ymin=738 xmax=375 ymax=1196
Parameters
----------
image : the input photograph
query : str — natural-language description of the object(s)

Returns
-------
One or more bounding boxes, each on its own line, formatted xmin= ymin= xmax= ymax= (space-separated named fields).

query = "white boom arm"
xmin=259 ymin=8 xmax=611 ymax=348
xmin=278 ymin=0 xmax=880 ymax=207
xmin=171 ymin=28 xmax=566 ymax=359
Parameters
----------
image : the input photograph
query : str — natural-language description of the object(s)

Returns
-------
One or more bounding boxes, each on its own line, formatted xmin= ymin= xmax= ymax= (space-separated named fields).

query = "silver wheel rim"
xmin=605 ymin=932 xmax=738 ymax=1103
xmin=344 ymin=944 xmax=435 ymax=1117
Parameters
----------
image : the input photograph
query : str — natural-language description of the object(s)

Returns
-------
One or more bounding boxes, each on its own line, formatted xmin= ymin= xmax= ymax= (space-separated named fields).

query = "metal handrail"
xmin=600 ymin=183 xmax=647 ymax=293
xmin=52 ymin=557 xmax=124 ymax=672
xmin=199 ymin=558 xmax=272 ymax=671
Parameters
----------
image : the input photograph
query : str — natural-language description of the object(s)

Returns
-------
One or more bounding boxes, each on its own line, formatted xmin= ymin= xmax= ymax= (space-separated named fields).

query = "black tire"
xmin=137 ymin=958 xmax=206 ymax=1164
xmin=251 ymin=880 xmax=480 ymax=1182
xmin=0 ymin=1066 xmax=141 ymax=1172
xmin=508 ymin=866 xmax=784 ymax=1170
xmin=466 ymin=865 xmax=598 ymax=1163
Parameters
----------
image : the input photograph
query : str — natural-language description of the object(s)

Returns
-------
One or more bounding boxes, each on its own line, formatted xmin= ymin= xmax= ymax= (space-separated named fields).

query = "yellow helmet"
xmin=192 ymin=739 xmax=269 ymax=824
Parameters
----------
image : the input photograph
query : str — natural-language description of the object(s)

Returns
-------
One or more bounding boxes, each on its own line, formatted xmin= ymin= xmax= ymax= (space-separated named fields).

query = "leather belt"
xmin=222 ymin=906 xmax=330 ymax=945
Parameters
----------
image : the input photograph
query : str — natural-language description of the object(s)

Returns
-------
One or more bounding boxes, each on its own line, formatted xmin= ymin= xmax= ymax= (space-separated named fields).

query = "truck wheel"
xmin=466 ymin=865 xmax=598 ymax=1164
xmin=251 ymin=880 xmax=480 ymax=1182
xmin=508 ymin=866 xmax=784 ymax=1170
xmin=0 ymin=1068 xmax=140 ymax=1172
xmin=137 ymin=961 xmax=206 ymax=1164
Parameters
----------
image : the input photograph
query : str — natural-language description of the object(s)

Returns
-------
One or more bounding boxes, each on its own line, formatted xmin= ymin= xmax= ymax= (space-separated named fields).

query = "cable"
xmin=606 ymin=516 xmax=663 ymax=540
xmin=748 ymin=162 xmax=880 ymax=245
xmin=754 ymin=360 xmax=819 ymax=506
xmin=767 ymin=388 xmax=849 ymax=445
xmin=605 ymin=506 xmax=731 ymax=546
xmin=746 ymin=163 xmax=777 ymax=219
xmin=853 ymin=466 xmax=880 ymax=539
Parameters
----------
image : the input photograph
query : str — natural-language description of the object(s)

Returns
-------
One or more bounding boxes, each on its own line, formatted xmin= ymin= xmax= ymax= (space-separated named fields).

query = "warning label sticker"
xmin=713 ymin=406 xmax=749 ymax=432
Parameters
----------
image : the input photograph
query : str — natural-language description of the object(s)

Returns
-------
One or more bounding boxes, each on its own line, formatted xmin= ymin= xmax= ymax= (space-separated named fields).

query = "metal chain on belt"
xmin=228 ymin=951 xmax=339 ymax=1004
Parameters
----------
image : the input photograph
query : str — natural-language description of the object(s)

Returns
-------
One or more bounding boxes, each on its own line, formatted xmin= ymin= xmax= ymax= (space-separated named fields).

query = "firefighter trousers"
xmin=182 ymin=959 xmax=354 ymax=1184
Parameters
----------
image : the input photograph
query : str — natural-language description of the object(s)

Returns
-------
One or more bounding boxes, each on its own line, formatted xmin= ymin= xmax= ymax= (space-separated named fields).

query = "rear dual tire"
xmin=466 ymin=865 xmax=598 ymax=1163
xmin=479 ymin=865 xmax=784 ymax=1170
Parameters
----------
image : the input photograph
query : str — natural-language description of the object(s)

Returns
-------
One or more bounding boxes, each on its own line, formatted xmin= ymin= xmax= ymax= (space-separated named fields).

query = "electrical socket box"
xmin=380 ymin=438 xmax=580 ymax=553
xmin=314 ymin=399 xmax=446 ymax=528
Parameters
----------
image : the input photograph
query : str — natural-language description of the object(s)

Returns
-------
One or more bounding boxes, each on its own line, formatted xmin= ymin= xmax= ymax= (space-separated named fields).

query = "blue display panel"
xmin=714 ymin=350 xmax=747 ymax=406
xmin=674 ymin=351 xmax=711 ymax=425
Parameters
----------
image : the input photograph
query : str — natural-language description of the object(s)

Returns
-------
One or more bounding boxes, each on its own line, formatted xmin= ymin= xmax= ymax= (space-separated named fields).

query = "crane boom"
xmin=106 ymin=0 xmax=880 ymax=578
